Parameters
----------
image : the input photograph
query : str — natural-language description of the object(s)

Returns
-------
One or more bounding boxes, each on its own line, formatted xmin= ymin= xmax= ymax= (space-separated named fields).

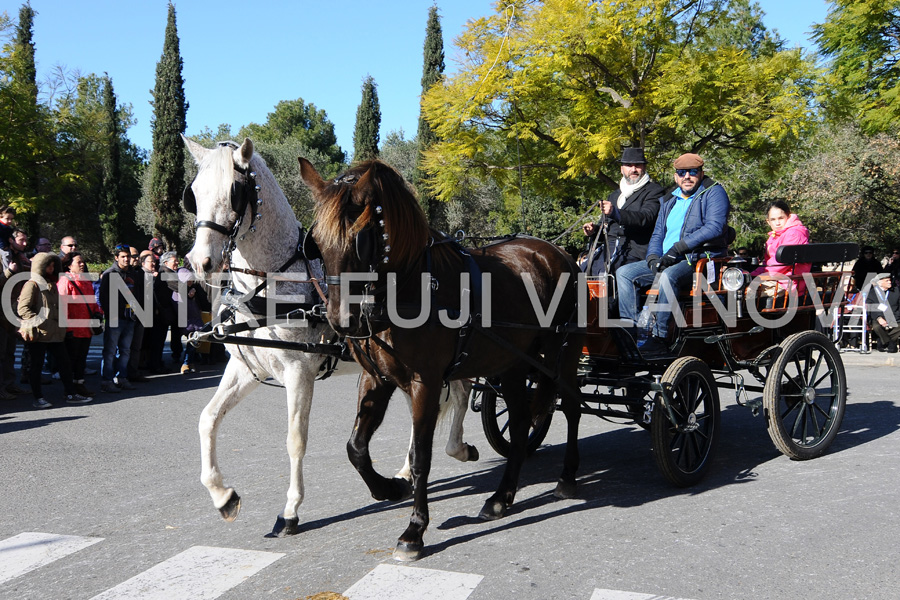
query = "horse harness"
xmin=183 ymin=141 xmax=339 ymax=366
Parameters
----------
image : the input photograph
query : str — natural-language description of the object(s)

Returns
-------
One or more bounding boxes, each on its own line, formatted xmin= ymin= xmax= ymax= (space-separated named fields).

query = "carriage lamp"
xmin=722 ymin=266 xmax=749 ymax=292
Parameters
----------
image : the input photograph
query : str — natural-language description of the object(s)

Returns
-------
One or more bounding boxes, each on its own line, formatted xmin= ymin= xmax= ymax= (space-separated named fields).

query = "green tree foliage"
xmin=148 ymin=2 xmax=188 ymax=254
xmin=0 ymin=3 xmax=53 ymax=230
xmin=380 ymin=129 xmax=418 ymax=184
xmin=813 ymin=0 xmax=900 ymax=133
xmin=49 ymin=71 xmax=143 ymax=258
xmin=416 ymin=5 xmax=445 ymax=220
xmin=353 ymin=75 xmax=381 ymax=163
xmin=421 ymin=0 xmax=816 ymax=242
xmin=99 ymin=74 xmax=121 ymax=249
xmin=238 ymin=98 xmax=345 ymax=167
xmin=12 ymin=3 xmax=35 ymax=98
xmin=763 ymin=124 xmax=900 ymax=251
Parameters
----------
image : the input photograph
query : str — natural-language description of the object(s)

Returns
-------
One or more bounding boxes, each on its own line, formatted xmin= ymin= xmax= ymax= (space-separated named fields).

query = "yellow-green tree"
xmin=813 ymin=0 xmax=900 ymax=133
xmin=421 ymin=0 xmax=816 ymax=237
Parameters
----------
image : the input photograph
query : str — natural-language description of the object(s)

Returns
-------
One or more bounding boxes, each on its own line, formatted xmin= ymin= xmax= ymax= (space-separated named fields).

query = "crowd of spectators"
xmin=0 ymin=204 xmax=222 ymax=409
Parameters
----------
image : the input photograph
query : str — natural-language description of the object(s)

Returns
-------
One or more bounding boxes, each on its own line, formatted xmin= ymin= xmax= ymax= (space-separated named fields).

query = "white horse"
xmin=182 ymin=137 xmax=477 ymax=536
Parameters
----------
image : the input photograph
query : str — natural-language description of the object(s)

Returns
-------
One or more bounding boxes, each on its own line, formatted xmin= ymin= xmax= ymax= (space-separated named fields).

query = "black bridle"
xmin=183 ymin=141 xmax=261 ymax=245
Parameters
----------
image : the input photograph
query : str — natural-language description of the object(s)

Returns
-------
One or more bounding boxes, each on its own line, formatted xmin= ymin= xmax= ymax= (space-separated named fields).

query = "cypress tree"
xmin=148 ymin=2 xmax=188 ymax=253
xmin=13 ymin=3 xmax=37 ymax=101
xmin=415 ymin=5 xmax=445 ymax=220
xmin=13 ymin=2 xmax=42 ymax=235
xmin=352 ymin=75 xmax=381 ymax=163
xmin=100 ymin=74 xmax=121 ymax=250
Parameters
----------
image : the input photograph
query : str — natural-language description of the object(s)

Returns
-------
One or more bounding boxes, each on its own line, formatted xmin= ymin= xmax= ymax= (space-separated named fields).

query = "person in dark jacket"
xmin=616 ymin=152 xmax=732 ymax=356
xmin=852 ymin=246 xmax=883 ymax=291
xmin=98 ymin=244 xmax=137 ymax=392
xmin=581 ymin=147 xmax=663 ymax=276
xmin=867 ymin=273 xmax=900 ymax=352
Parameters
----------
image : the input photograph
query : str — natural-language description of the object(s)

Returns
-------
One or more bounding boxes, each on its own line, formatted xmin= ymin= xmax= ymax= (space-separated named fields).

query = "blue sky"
xmin=11 ymin=0 xmax=830 ymax=156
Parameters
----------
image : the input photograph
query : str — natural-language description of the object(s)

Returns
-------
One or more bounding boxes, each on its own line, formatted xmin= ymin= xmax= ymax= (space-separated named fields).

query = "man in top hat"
xmin=867 ymin=272 xmax=900 ymax=352
xmin=582 ymin=147 xmax=663 ymax=276
xmin=615 ymin=152 xmax=732 ymax=356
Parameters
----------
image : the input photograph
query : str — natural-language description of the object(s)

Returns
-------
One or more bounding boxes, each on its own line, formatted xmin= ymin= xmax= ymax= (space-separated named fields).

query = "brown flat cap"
xmin=673 ymin=153 xmax=704 ymax=169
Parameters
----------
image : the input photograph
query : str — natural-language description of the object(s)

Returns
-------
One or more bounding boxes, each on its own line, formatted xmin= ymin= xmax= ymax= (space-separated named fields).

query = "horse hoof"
xmin=393 ymin=540 xmax=423 ymax=562
xmin=478 ymin=499 xmax=507 ymax=521
xmin=268 ymin=514 xmax=300 ymax=537
xmin=466 ymin=444 xmax=479 ymax=462
xmin=553 ymin=479 xmax=577 ymax=500
xmin=373 ymin=478 xmax=413 ymax=502
xmin=218 ymin=492 xmax=242 ymax=522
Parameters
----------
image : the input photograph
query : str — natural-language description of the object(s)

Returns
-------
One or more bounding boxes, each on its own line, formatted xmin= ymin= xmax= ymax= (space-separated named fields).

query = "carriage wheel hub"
xmin=803 ymin=387 xmax=816 ymax=404
xmin=683 ymin=412 xmax=699 ymax=432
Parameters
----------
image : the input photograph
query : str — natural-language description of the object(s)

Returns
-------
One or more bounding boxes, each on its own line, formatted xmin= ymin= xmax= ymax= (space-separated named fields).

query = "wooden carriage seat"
xmin=760 ymin=242 xmax=859 ymax=310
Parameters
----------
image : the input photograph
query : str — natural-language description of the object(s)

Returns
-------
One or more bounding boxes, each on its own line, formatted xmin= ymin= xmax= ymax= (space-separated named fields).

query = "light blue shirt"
xmin=661 ymin=193 xmax=692 ymax=253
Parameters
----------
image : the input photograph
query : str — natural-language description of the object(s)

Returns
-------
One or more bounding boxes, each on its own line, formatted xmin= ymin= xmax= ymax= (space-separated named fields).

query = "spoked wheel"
xmin=479 ymin=378 xmax=553 ymax=458
xmin=651 ymin=357 xmax=721 ymax=487
xmin=763 ymin=331 xmax=847 ymax=460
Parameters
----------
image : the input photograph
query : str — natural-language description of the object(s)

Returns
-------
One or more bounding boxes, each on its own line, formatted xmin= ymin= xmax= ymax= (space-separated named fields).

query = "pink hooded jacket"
xmin=751 ymin=213 xmax=811 ymax=292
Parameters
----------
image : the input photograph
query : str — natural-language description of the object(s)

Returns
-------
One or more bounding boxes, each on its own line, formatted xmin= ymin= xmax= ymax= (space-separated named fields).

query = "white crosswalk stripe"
xmin=0 ymin=531 xmax=696 ymax=599
xmin=343 ymin=564 xmax=483 ymax=600
xmin=88 ymin=545 xmax=284 ymax=600
xmin=0 ymin=532 xmax=103 ymax=585
xmin=590 ymin=588 xmax=697 ymax=600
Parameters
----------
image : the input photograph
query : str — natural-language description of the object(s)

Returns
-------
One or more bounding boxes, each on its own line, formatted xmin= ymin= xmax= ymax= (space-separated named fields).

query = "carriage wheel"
xmin=651 ymin=357 xmax=720 ymax=487
xmin=479 ymin=379 xmax=553 ymax=458
xmin=763 ymin=331 xmax=847 ymax=460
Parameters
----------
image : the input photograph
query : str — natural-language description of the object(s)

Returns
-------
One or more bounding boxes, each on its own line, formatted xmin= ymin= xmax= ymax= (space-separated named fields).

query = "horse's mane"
xmin=314 ymin=160 xmax=431 ymax=270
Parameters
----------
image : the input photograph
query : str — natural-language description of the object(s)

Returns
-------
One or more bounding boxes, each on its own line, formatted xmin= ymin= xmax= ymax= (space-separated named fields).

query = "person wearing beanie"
xmin=615 ymin=152 xmax=732 ymax=356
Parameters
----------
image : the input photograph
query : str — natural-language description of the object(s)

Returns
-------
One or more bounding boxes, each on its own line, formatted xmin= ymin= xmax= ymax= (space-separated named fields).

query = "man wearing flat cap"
xmin=867 ymin=273 xmax=900 ymax=352
xmin=582 ymin=147 xmax=663 ymax=276
xmin=616 ymin=152 xmax=732 ymax=356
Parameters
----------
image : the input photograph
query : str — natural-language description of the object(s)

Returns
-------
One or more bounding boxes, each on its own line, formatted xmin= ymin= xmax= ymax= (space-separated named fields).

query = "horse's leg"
xmin=443 ymin=379 xmax=479 ymax=462
xmin=346 ymin=373 xmax=411 ymax=501
xmin=394 ymin=378 xmax=442 ymax=562
xmin=554 ymin=340 xmax=583 ymax=499
xmin=198 ymin=358 xmax=262 ymax=521
xmin=395 ymin=379 xmax=477 ymax=482
xmin=479 ymin=370 xmax=531 ymax=521
xmin=269 ymin=355 xmax=319 ymax=537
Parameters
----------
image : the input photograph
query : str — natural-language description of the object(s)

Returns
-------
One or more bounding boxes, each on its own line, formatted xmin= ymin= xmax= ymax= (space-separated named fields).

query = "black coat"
xmin=588 ymin=180 xmax=663 ymax=273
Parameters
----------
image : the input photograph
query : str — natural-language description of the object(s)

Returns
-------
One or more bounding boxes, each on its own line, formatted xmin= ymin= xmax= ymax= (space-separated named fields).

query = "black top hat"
xmin=619 ymin=147 xmax=647 ymax=164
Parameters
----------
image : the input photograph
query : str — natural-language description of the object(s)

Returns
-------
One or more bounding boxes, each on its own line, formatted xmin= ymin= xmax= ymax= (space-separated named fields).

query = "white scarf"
xmin=618 ymin=174 xmax=650 ymax=208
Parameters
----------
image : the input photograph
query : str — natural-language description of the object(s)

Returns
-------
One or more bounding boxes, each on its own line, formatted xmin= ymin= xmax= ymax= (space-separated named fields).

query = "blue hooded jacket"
xmin=647 ymin=176 xmax=731 ymax=261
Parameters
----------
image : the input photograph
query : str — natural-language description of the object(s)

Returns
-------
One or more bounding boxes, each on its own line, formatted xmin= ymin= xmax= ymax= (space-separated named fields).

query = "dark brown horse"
xmin=299 ymin=158 xmax=584 ymax=561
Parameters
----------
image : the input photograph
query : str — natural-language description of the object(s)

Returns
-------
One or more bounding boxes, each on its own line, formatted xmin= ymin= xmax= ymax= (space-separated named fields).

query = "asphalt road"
xmin=1 ymin=348 xmax=899 ymax=600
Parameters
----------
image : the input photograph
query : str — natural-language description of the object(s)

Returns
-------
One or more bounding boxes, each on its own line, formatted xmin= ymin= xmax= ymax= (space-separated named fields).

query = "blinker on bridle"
xmin=315 ymin=172 xmax=392 ymax=288
xmin=182 ymin=140 xmax=263 ymax=244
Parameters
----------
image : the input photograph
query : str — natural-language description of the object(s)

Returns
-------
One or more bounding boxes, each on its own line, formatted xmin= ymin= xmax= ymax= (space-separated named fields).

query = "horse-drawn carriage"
xmin=182 ymin=138 xmax=853 ymax=561
xmin=474 ymin=242 xmax=855 ymax=487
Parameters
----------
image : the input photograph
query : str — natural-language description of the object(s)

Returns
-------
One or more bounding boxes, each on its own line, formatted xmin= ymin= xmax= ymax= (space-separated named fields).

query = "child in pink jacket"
xmin=751 ymin=200 xmax=811 ymax=295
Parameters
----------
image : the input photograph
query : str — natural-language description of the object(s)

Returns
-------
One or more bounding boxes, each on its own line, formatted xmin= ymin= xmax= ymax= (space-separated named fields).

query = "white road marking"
xmin=344 ymin=563 xmax=483 ymax=600
xmin=590 ymin=588 xmax=697 ymax=600
xmin=0 ymin=532 xmax=103 ymax=585
xmin=89 ymin=545 xmax=283 ymax=600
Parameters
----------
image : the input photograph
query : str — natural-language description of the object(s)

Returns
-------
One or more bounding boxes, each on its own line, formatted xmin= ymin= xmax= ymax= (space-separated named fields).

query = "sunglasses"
xmin=675 ymin=168 xmax=700 ymax=177
xmin=63 ymin=243 xmax=78 ymax=248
